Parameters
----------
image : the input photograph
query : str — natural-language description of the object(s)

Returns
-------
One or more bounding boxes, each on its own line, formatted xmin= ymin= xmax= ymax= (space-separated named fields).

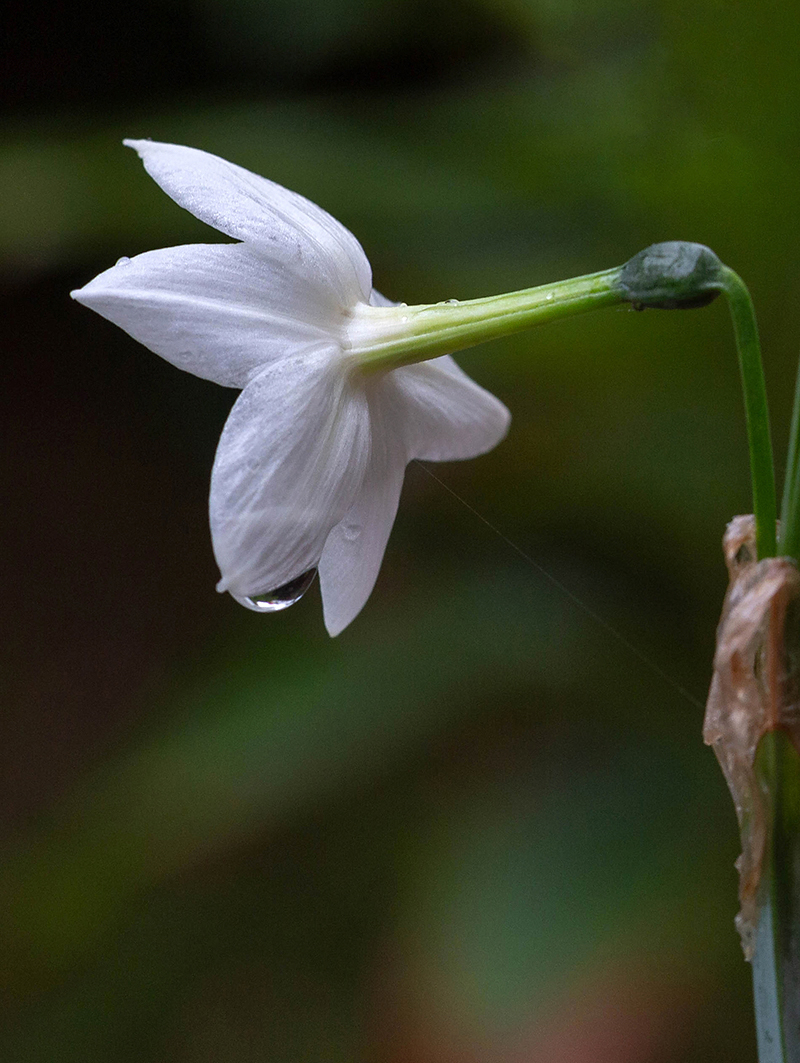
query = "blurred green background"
xmin=2 ymin=0 xmax=799 ymax=1059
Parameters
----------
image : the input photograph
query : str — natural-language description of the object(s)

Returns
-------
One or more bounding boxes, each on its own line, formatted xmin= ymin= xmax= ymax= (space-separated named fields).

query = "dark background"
xmin=2 ymin=1 xmax=799 ymax=1059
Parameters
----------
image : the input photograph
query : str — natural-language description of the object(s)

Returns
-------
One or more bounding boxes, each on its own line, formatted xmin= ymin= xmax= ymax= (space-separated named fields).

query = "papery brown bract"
xmin=704 ymin=515 xmax=800 ymax=958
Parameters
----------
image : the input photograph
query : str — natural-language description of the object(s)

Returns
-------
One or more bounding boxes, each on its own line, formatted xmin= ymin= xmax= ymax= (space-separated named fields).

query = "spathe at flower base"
xmin=71 ymin=140 xmax=511 ymax=635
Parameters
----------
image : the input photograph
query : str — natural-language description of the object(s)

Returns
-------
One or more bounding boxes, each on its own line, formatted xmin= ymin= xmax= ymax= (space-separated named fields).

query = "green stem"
xmin=347 ymin=267 xmax=625 ymax=370
xmin=752 ymin=731 xmax=800 ymax=1063
xmin=718 ymin=267 xmax=777 ymax=560
xmin=779 ymin=358 xmax=800 ymax=560
xmin=349 ymin=248 xmax=777 ymax=572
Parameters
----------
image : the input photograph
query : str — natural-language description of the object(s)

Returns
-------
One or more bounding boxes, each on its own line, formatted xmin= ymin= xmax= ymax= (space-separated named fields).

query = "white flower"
xmin=72 ymin=140 xmax=510 ymax=635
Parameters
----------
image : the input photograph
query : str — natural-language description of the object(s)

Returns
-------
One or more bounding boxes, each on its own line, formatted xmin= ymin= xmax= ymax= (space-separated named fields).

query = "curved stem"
xmin=718 ymin=266 xmax=777 ymax=559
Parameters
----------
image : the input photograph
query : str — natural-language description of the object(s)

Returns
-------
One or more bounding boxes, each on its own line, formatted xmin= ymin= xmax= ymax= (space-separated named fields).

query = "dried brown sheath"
xmin=704 ymin=515 xmax=800 ymax=958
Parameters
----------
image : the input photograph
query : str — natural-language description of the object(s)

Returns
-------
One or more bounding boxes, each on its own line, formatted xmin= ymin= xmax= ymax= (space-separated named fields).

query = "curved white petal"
xmin=71 ymin=243 xmax=345 ymax=387
xmin=210 ymin=347 xmax=371 ymax=600
xmin=368 ymin=288 xmax=397 ymax=307
xmin=391 ymin=356 xmax=511 ymax=461
xmin=124 ymin=139 xmax=372 ymax=309
xmin=318 ymin=386 xmax=407 ymax=636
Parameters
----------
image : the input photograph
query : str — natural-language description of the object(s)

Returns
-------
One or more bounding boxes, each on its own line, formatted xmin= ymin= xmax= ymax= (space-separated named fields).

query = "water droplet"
xmin=240 ymin=568 xmax=317 ymax=613
xmin=401 ymin=315 xmax=409 ymax=323
xmin=545 ymin=292 xmax=554 ymax=300
xmin=444 ymin=298 xmax=459 ymax=305
xmin=115 ymin=256 xmax=131 ymax=266
xmin=342 ymin=520 xmax=361 ymax=542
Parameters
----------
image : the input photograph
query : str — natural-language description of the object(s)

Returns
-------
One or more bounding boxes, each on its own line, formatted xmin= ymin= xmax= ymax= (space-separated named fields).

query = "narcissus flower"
xmin=72 ymin=140 xmax=510 ymax=635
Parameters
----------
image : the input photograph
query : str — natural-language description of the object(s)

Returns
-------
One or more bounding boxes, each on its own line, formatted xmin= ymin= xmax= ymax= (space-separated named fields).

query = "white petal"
xmin=72 ymin=243 xmax=342 ymax=387
xmin=368 ymin=288 xmax=397 ymax=307
xmin=318 ymin=385 xmax=407 ymax=636
xmin=124 ymin=139 xmax=372 ymax=309
xmin=391 ymin=356 xmax=511 ymax=461
xmin=210 ymin=347 xmax=371 ymax=600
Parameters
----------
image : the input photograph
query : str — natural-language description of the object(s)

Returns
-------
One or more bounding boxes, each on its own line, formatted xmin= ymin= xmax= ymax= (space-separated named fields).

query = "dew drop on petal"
xmin=115 ymin=256 xmax=131 ymax=266
xmin=341 ymin=520 xmax=361 ymax=542
xmin=239 ymin=568 xmax=317 ymax=613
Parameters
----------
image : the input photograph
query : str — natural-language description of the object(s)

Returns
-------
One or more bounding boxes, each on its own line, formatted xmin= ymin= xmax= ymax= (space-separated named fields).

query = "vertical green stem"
xmin=752 ymin=731 xmax=800 ymax=1063
xmin=718 ymin=266 xmax=777 ymax=560
xmin=779 ymin=358 xmax=800 ymax=560
xmin=714 ymin=266 xmax=797 ymax=1063
xmin=753 ymin=890 xmax=785 ymax=1063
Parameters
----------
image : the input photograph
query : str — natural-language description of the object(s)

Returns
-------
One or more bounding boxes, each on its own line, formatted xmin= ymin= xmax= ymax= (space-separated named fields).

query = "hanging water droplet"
xmin=240 ymin=568 xmax=317 ymax=613
xmin=115 ymin=256 xmax=131 ymax=266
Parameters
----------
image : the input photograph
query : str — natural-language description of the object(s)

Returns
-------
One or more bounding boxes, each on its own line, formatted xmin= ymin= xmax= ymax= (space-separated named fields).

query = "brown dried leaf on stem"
xmin=704 ymin=515 xmax=800 ymax=958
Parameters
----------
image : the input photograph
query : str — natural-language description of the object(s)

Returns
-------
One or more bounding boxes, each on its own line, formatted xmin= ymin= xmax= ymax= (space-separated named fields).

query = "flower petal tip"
xmin=323 ymin=614 xmax=347 ymax=639
xmin=123 ymin=138 xmax=150 ymax=154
